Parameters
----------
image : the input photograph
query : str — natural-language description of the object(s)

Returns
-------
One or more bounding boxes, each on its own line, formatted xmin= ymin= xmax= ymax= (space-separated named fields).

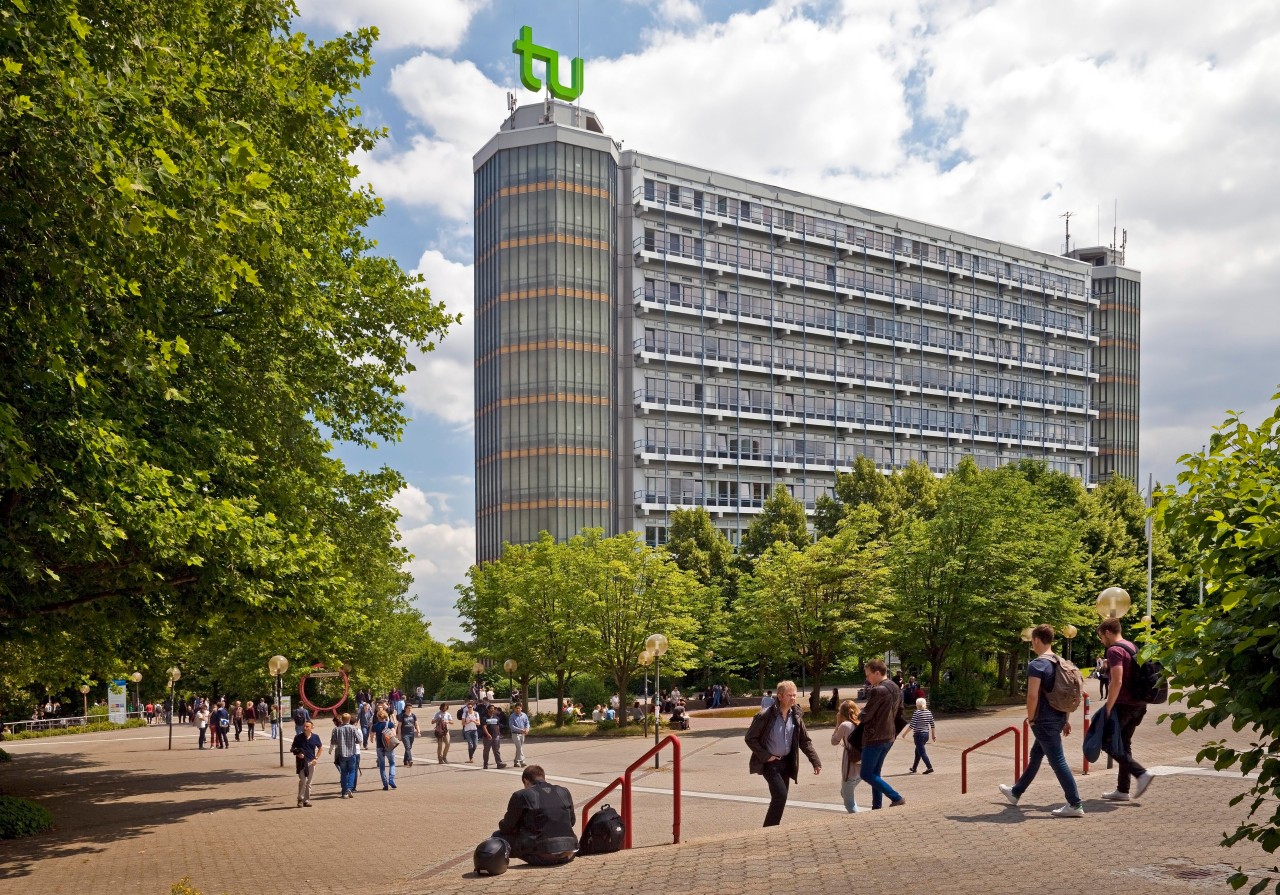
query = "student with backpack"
xmin=1099 ymin=617 xmax=1156 ymax=802
xmin=998 ymin=624 xmax=1085 ymax=817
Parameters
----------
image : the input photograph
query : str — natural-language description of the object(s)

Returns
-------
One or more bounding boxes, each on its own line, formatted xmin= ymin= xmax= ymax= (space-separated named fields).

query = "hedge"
xmin=0 ymin=795 xmax=53 ymax=839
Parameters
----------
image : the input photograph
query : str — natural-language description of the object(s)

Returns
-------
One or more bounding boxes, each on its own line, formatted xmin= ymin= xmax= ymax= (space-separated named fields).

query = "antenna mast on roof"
xmin=1060 ymin=211 xmax=1073 ymax=254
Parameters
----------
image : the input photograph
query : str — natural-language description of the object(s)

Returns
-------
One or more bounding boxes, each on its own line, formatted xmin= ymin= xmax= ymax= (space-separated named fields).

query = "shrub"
xmin=568 ymin=677 xmax=611 ymax=712
xmin=432 ymin=681 xmax=471 ymax=702
xmin=0 ymin=796 xmax=53 ymax=839
xmin=10 ymin=719 xmax=146 ymax=740
xmin=929 ymin=675 xmax=990 ymax=713
xmin=595 ymin=719 xmax=618 ymax=731
xmin=0 ymin=748 xmax=10 ymax=762
xmin=170 ymin=879 xmax=205 ymax=895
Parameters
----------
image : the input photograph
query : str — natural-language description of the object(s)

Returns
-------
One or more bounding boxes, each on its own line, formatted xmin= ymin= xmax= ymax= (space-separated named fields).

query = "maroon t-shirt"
xmin=1105 ymin=639 xmax=1141 ymax=706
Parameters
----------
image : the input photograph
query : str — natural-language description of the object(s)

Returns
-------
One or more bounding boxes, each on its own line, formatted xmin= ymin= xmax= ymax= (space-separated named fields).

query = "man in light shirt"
xmin=744 ymin=680 xmax=821 ymax=826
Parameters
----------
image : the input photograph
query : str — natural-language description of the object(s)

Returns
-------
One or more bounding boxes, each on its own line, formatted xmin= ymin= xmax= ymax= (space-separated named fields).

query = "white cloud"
xmin=404 ymin=249 xmax=475 ymax=429
xmin=624 ymin=0 xmax=703 ymax=26
xmin=293 ymin=0 xmax=489 ymax=51
xmin=396 ymin=507 xmax=475 ymax=641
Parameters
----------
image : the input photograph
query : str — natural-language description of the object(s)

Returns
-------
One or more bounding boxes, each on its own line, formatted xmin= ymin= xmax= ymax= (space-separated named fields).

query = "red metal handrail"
xmin=581 ymin=775 xmax=624 ymax=839
xmin=579 ymin=734 xmax=682 ymax=849
xmin=960 ymin=725 xmax=1022 ymax=794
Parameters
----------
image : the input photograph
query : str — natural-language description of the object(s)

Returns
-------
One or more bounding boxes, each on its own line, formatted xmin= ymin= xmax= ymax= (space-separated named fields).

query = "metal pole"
xmin=276 ymin=674 xmax=284 ymax=768
xmin=1146 ymin=472 xmax=1154 ymax=624
xmin=654 ymin=653 xmax=660 ymax=768
xmin=168 ymin=680 xmax=174 ymax=750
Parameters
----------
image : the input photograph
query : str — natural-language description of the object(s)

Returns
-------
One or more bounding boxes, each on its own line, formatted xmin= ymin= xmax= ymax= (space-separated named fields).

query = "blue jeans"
xmin=339 ymin=755 xmax=358 ymax=795
xmin=1013 ymin=716 xmax=1081 ymax=805
xmin=840 ymin=776 xmax=862 ymax=813
xmin=402 ymin=733 xmax=415 ymax=764
xmin=377 ymin=747 xmax=396 ymax=788
xmin=464 ymin=728 xmax=479 ymax=759
xmin=360 ymin=722 xmax=370 ymax=747
xmin=859 ymin=741 xmax=901 ymax=808
xmin=911 ymin=731 xmax=933 ymax=771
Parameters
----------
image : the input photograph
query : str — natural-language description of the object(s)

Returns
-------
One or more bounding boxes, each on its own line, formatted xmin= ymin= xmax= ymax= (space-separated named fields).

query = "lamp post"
xmin=79 ymin=684 xmax=90 ymax=718
xmin=503 ymin=659 xmax=518 ymax=703
xmin=167 ymin=667 xmax=181 ymax=750
xmin=1020 ymin=627 xmax=1034 ymax=693
xmin=645 ymin=633 xmax=669 ymax=768
xmin=1063 ymin=624 xmax=1078 ymax=662
xmin=638 ymin=649 xmax=653 ymax=736
xmin=269 ymin=655 xmax=289 ymax=768
xmin=131 ymin=671 xmax=142 ymax=717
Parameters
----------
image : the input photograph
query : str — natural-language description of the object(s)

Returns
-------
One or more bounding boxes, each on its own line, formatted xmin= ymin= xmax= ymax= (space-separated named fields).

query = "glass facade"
xmin=475 ymin=141 xmax=618 ymax=561
xmin=1090 ymin=272 xmax=1140 ymax=484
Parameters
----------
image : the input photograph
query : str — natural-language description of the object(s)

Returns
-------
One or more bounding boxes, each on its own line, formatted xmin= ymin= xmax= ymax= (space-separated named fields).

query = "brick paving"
xmin=0 ymin=682 xmax=1270 ymax=895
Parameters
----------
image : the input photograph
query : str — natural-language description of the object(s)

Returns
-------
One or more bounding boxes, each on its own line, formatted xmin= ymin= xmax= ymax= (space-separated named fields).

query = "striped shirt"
xmin=909 ymin=709 xmax=936 ymax=734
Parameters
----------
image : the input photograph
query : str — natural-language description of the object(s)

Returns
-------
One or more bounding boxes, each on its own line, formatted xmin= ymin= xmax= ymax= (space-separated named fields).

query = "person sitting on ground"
xmin=670 ymin=700 xmax=690 ymax=730
xmin=493 ymin=765 xmax=578 ymax=866
xmin=630 ymin=700 xmax=646 ymax=723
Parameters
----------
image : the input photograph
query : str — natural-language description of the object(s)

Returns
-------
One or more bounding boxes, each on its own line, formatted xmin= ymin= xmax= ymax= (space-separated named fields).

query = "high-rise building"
xmin=475 ymin=102 xmax=1130 ymax=559
xmin=1066 ymin=246 xmax=1141 ymax=485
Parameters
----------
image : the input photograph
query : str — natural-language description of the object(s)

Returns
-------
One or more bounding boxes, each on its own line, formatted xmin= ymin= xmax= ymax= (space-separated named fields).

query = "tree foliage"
xmin=0 ymin=0 xmax=456 ymax=689
xmin=1155 ymin=392 xmax=1280 ymax=894
xmin=738 ymin=484 xmax=810 ymax=563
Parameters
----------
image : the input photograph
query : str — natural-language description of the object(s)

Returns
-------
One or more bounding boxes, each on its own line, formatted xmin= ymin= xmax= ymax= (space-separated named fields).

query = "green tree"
xmin=737 ymin=507 xmax=888 ymax=712
xmin=455 ymin=533 xmax=595 ymax=724
xmin=572 ymin=530 xmax=703 ymax=723
xmin=1155 ymin=392 xmax=1280 ymax=894
xmin=886 ymin=459 xmax=1084 ymax=690
xmin=739 ymin=485 xmax=810 ymax=564
xmin=664 ymin=507 xmax=737 ymax=686
xmin=0 ymin=1 xmax=457 ymax=681
xmin=814 ymin=456 xmax=892 ymax=538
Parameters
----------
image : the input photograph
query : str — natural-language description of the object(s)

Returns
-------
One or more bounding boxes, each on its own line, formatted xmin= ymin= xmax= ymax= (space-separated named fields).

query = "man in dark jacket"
xmin=494 ymin=765 xmax=578 ymax=865
xmin=859 ymin=659 xmax=905 ymax=808
xmin=744 ymin=680 xmax=822 ymax=827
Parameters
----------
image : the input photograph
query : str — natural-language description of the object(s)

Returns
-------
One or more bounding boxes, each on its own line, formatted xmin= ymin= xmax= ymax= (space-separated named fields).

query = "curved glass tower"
xmin=474 ymin=102 xmax=619 ymax=561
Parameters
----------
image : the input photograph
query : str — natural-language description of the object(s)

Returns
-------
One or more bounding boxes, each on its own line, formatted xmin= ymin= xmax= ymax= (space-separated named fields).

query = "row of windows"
xmin=640 ymin=349 xmax=1088 ymax=408
xmin=478 ymin=402 xmax=612 ymax=454
xmin=639 ymin=232 xmax=1090 ymax=327
xmin=641 ymin=178 xmax=1088 ymax=297
xmin=640 ymin=371 xmax=1080 ymax=412
xmin=642 ymin=278 xmax=1088 ymax=339
xmin=482 ymin=190 xmax=613 ymax=245
xmin=499 ymin=456 xmax=611 ymax=501
xmin=642 ymin=315 xmax=1087 ymax=372
xmin=481 ymin=349 xmax=611 ymax=401
xmin=485 ymin=294 xmax=611 ymax=345
xmin=488 ymin=508 xmax=613 ymax=558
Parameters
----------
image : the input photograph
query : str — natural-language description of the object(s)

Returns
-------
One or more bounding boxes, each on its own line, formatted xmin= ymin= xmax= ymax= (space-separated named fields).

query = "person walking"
xmin=509 ymin=702 xmax=530 ymax=767
xmin=1096 ymin=654 xmax=1110 ymax=700
xmin=415 ymin=684 xmax=425 ymax=708
xmin=432 ymin=704 xmax=453 ymax=764
xmin=290 ymin=720 xmax=323 ymax=807
xmin=232 ymin=700 xmax=244 ymax=741
xmin=460 ymin=699 xmax=481 ymax=763
xmin=398 ymin=704 xmax=419 ymax=767
xmin=901 ymin=696 xmax=936 ymax=773
xmin=358 ymin=698 xmax=374 ymax=748
xmin=256 ymin=698 xmax=269 ymax=735
xmin=371 ymin=707 xmax=398 ymax=790
xmin=269 ymin=702 xmax=279 ymax=740
xmin=212 ymin=702 xmax=230 ymax=749
xmin=998 ymin=624 xmax=1085 ymax=817
xmin=243 ymin=700 xmax=256 ymax=740
xmin=831 ymin=699 xmax=863 ymax=813
xmin=859 ymin=660 xmax=905 ymax=809
xmin=1099 ymin=617 xmax=1155 ymax=802
xmin=330 ymin=712 xmax=360 ymax=799
xmin=744 ymin=680 xmax=821 ymax=827
xmin=482 ymin=704 xmax=507 ymax=769
xmin=196 ymin=703 xmax=210 ymax=749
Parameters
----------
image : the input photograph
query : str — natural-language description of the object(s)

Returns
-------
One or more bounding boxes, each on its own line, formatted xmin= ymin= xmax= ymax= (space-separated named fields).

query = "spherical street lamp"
xmin=645 ymin=634 xmax=669 ymax=764
xmin=268 ymin=655 xmax=289 ymax=767
xmin=167 ymin=667 xmax=181 ymax=750
xmin=1063 ymin=623 xmax=1078 ymax=661
xmin=503 ymin=659 xmax=518 ymax=702
xmin=1096 ymin=586 xmax=1132 ymax=620
xmin=79 ymin=684 xmax=90 ymax=718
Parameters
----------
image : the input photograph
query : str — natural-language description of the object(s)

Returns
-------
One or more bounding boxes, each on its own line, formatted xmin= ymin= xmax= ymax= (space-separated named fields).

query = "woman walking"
xmin=831 ymin=699 xmax=863 ymax=813
xmin=398 ymin=704 xmax=418 ymax=767
xmin=432 ymin=704 xmax=453 ymax=764
xmin=371 ymin=707 xmax=397 ymax=790
xmin=901 ymin=696 xmax=936 ymax=774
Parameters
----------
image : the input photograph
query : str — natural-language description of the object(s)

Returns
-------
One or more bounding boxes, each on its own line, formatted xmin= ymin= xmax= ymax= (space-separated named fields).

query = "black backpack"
xmin=1118 ymin=642 xmax=1168 ymax=704
xmin=578 ymin=804 xmax=625 ymax=855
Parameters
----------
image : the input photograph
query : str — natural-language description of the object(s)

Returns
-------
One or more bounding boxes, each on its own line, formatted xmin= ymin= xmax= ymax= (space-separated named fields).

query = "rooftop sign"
xmin=513 ymin=25 xmax=584 ymax=103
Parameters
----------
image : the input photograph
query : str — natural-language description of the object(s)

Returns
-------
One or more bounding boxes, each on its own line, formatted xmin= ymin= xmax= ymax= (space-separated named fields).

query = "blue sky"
xmin=291 ymin=0 xmax=1280 ymax=640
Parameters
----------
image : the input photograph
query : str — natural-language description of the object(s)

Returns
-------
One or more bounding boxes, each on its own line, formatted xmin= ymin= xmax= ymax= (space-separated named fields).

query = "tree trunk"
xmin=554 ymin=671 xmax=567 ymax=727
xmin=613 ymin=670 xmax=632 ymax=726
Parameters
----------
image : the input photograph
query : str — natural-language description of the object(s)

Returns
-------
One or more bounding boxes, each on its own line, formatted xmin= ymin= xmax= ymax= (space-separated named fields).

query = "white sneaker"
xmin=998 ymin=784 xmax=1019 ymax=805
xmin=1051 ymin=803 xmax=1085 ymax=818
xmin=1133 ymin=771 xmax=1155 ymax=799
xmin=1101 ymin=790 xmax=1130 ymax=801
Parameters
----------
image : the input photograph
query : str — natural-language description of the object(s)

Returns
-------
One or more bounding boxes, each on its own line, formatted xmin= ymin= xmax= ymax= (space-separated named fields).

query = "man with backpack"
xmin=1099 ymin=617 xmax=1155 ymax=802
xmin=998 ymin=624 xmax=1085 ymax=817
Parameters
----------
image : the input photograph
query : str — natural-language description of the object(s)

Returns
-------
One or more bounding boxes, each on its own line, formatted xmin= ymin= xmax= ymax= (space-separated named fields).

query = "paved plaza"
xmin=0 ymin=682 xmax=1270 ymax=895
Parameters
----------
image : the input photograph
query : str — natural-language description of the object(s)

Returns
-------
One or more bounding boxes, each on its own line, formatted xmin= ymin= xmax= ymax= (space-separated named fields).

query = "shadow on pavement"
xmin=0 ymin=750 xmax=273 ymax=880
xmin=946 ymin=800 xmax=1127 ymax=824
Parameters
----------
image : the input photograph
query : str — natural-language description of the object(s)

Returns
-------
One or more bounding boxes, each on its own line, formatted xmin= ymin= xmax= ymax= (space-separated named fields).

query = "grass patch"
xmin=528 ymin=721 xmax=656 ymax=738
xmin=6 ymin=719 xmax=147 ymax=740
xmin=0 ymin=795 xmax=53 ymax=840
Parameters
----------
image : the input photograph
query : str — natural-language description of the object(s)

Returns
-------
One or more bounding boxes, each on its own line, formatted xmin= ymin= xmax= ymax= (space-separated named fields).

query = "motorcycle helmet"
xmin=473 ymin=837 xmax=510 ymax=876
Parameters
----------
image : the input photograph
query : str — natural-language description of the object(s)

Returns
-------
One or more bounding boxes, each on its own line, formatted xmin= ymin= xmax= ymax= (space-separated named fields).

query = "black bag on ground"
xmin=578 ymin=804 xmax=625 ymax=855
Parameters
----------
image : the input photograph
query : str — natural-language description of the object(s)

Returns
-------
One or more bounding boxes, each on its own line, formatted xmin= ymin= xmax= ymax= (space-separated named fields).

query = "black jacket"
xmin=745 ymin=703 xmax=822 ymax=782
xmin=498 ymin=782 xmax=578 ymax=856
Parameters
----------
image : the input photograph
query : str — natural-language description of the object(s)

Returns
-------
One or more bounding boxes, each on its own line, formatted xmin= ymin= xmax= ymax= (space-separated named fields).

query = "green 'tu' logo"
xmin=513 ymin=25 xmax=584 ymax=103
